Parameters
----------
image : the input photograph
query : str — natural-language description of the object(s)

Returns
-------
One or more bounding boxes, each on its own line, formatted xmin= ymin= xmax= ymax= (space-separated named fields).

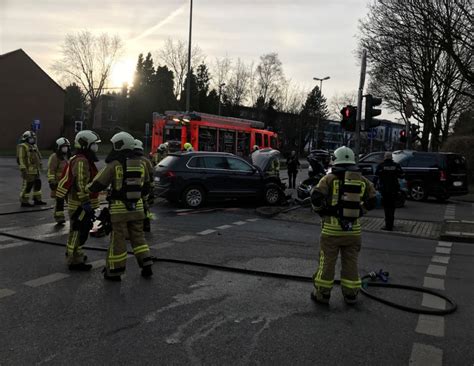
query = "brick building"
xmin=0 ymin=49 xmax=65 ymax=150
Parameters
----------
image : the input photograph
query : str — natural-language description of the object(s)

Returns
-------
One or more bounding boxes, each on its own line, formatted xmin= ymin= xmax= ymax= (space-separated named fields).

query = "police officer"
xmin=310 ymin=146 xmax=376 ymax=305
xmin=47 ymin=137 xmax=71 ymax=224
xmin=376 ymin=152 xmax=404 ymax=231
xmin=134 ymin=139 xmax=154 ymax=232
xmin=87 ymin=132 xmax=153 ymax=281
xmin=56 ymin=130 xmax=101 ymax=271
xmin=17 ymin=131 xmax=46 ymax=207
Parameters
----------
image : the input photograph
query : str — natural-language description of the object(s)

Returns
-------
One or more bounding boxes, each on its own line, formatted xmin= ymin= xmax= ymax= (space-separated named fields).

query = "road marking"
xmin=232 ymin=221 xmax=247 ymax=226
xmin=437 ymin=241 xmax=452 ymax=248
xmin=173 ymin=235 xmax=196 ymax=243
xmin=150 ymin=242 xmax=175 ymax=250
xmin=431 ymin=255 xmax=450 ymax=264
xmin=421 ymin=293 xmax=446 ymax=310
xmin=89 ymin=259 xmax=106 ymax=270
xmin=197 ymin=229 xmax=216 ymax=235
xmin=423 ymin=277 xmax=445 ymax=290
xmin=0 ymin=288 xmax=16 ymax=299
xmin=246 ymin=218 xmax=260 ymax=222
xmin=216 ymin=225 xmax=232 ymax=230
xmin=174 ymin=209 xmax=194 ymax=213
xmin=0 ymin=242 xmax=30 ymax=250
xmin=409 ymin=343 xmax=443 ymax=366
xmin=415 ymin=315 xmax=445 ymax=337
xmin=444 ymin=231 xmax=460 ymax=236
xmin=0 ymin=236 xmax=14 ymax=243
xmin=24 ymin=273 xmax=70 ymax=288
xmin=426 ymin=264 xmax=447 ymax=277
xmin=435 ymin=247 xmax=451 ymax=255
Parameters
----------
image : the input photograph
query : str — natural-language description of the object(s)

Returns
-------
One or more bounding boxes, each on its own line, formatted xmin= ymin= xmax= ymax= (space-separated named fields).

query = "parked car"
xmin=359 ymin=150 xmax=469 ymax=201
xmin=154 ymin=150 xmax=286 ymax=208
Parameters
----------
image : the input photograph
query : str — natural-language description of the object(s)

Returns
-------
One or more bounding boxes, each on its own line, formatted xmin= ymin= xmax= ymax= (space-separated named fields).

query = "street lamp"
xmin=185 ymin=0 xmax=193 ymax=112
xmin=218 ymin=83 xmax=225 ymax=116
xmin=312 ymin=76 xmax=330 ymax=150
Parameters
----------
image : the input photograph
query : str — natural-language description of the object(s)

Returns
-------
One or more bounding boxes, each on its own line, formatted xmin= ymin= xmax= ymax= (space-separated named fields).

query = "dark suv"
xmin=359 ymin=150 xmax=468 ymax=201
xmin=154 ymin=151 xmax=285 ymax=208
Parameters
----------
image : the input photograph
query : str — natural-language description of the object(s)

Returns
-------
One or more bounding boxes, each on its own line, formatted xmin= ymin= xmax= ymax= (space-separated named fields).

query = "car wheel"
xmin=182 ymin=185 xmax=205 ymax=208
xmin=264 ymin=184 xmax=282 ymax=206
xmin=410 ymin=183 xmax=427 ymax=201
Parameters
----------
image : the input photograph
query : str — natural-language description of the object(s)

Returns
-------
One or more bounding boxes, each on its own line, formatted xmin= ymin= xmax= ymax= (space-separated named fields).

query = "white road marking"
xmin=415 ymin=315 xmax=445 ymax=337
xmin=173 ymin=235 xmax=196 ymax=243
xmin=423 ymin=277 xmax=445 ymax=290
xmin=24 ymin=273 xmax=70 ymax=288
xmin=89 ymin=259 xmax=106 ymax=270
xmin=216 ymin=225 xmax=232 ymax=230
xmin=0 ymin=236 xmax=14 ymax=243
xmin=174 ymin=209 xmax=194 ymax=213
xmin=426 ymin=264 xmax=447 ymax=277
xmin=0 ymin=242 xmax=30 ymax=250
xmin=444 ymin=231 xmax=460 ymax=236
xmin=0 ymin=288 xmax=16 ymax=299
xmin=197 ymin=229 xmax=216 ymax=235
xmin=437 ymin=241 xmax=452 ymax=248
xmin=435 ymin=247 xmax=451 ymax=255
xmin=246 ymin=218 xmax=260 ymax=222
xmin=432 ymin=255 xmax=450 ymax=264
xmin=421 ymin=293 xmax=446 ymax=310
xmin=409 ymin=343 xmax=443 ymax=366
xmin=150 ymin=242 xmax=175 ymax=250
xmin=232 ymin=221 xmax=247 ymax=226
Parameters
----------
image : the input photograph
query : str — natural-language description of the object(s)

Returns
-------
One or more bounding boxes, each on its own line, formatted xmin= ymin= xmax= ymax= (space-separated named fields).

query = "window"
xmin=198 ymin=127 xmax=217 ymax=152
xmin=236 ymin=132 xmax=250 ymax=157
xmin=361 ymin=153 xmax=384 ymax=164
xmin=203 ymin=156 xmax=230 ymax=170
xmin=264 ymin=135 xmax=270 ymax=147
xmin=255 ymin=133 xmax=262 ymax=147
xmin=227 ymin=157 xmax=253 ymax=172
xmin=187 ymin=157 xmax=205 ymax=168
xmin=408 ymin=154 xmax=439 ymax=168
xmin=218 ymin=130 xmax=236 ymax=153
xmin=270 ymin=136 xmax=277 ymax=148
xmin=158 ymin=156 xmax=179 ymax=168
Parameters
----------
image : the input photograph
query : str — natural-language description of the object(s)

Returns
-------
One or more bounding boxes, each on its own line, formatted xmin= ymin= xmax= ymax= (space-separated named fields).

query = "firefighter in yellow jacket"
xmin=152 ymin=143 xmax=168 ymax=166
xmin=47 ymin=137 xmax=71 ymax=224
xmin=87 ymin=132 xmax=153 ymax=281
xmin=17 ymin=131 xmax=46 ymax=207
xmin=134 ymin=139 xmax=154 ymax=231
xmin=310 ymin=146 xmax=376 ymax=305
xmin=56 ymin=130 xmax=101 ymax=271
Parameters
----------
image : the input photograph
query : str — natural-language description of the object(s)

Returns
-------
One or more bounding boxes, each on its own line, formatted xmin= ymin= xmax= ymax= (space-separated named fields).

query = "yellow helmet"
xmin=183 ymin=142 xmax=193 ymax=151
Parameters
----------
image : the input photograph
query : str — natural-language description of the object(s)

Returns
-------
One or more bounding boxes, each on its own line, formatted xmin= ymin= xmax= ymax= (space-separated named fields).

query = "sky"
xmin=0 ymin=0 xmax=387 ymax=117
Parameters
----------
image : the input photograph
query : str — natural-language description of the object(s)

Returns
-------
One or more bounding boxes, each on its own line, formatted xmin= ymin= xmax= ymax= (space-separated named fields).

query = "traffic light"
xmin=74 ymin=121 xmax=83 ymax=133
xmin=410 ymin=123 xmax=420 ymax=142
xmin=364 ymin=94 xmax=382 ymax=130
xmin=399 ymin=129 xmax=407 ymax=143
xmin=341 ymin=105 xmax=357 ymax=132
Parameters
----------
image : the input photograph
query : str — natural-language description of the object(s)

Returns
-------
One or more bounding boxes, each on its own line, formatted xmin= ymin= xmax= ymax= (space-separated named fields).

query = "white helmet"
xmin=75 ymin=130 xmax=101 ymax=149
xmin=158 ymin=143 xmax=166 ymax=152
xmin=333 ymin=146 xmax=355 ymax=165
xmin=22 ymin=130 xmax=36 ymax=142
xmin=55 ymin=137 xmax=70 ymax=149
xmin=111 ymin=132 xmax=135 ymax=151
xmin=134 ymin=139 xmax=144 ymax=151
xmin=253 ymin=145 xmax=259 ymax=151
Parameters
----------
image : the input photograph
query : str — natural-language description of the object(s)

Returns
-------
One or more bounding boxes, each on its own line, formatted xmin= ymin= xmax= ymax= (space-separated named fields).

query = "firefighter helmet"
xmin=333 ymin=146 xmax=355 ymax=165
xmin=183 ymin=142 xmax=193 ymax=151
xmin=21 ymin=131 xmax=36 ymax=142
xmin=158 ymin=143 xmax=166 ymax=152
xmin=253 ymin=145 xmax=259 ymax=151
xmin=134 ymin=139 xmax=144 ymax=151
xmin=55 ymin=137 xmax=70 ymax=149
xmin=111 ymin=132 xmax=135 ymax=151
xmin=75 ymin=130 xmax=101 ymax=149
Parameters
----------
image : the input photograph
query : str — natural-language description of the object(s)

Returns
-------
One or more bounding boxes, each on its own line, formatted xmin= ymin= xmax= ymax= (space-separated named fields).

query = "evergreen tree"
xmin=180 ymin=69 xmax=199 ymax=111
xmin=301 ymin=85 xmax=329 ymax=149
xmin=155 ymin=65 xmax=177 ymax=113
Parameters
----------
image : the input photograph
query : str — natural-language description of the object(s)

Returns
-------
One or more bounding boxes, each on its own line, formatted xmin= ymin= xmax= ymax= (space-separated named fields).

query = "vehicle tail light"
xmin=439 ymin=170 xmax=447 ymax=181
xmin=164 ymin=171 xmax=176 ymax=178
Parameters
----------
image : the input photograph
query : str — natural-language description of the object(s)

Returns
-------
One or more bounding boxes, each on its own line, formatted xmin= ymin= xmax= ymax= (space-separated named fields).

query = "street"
xmin=1 ymin=157 xmax=473 ymax=365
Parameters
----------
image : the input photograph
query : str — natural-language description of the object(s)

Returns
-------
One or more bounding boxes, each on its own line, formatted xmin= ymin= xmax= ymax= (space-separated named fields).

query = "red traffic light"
xmin=400 ymin=130 xmax=406 ymax=137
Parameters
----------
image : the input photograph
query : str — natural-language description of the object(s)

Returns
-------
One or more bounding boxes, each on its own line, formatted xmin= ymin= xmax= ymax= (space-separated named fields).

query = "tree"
xmin=329 ymin=91 xmax=357 ymax=119
xmin=158 ymin=38 xmax=203 ymax=99
xmin=63 ymin=83 xmax=85 ymax=128
xmin=256 ymin=53 xmax=286 ymax=106
xmin=154 ymin=65 xmax=177 ymax=113
xmin=53 ymin=30 xmax=123 ymax=128
xmin=301 ymin=86 xmax=329 ymax=149
xmin=226 ymin=58 xmax=251 ymax=108
xmin=180 ymin=69 xmax=199 ymax=111
xmin=196 ymin=63 xmax=211 ymax=112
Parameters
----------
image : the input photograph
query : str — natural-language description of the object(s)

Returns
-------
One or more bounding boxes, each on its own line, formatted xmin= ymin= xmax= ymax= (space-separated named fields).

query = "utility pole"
xmin=185 ymin=0 xmax=193 ymax=112
xmin=354 ymin=49 xmax=367 ymax=161
xmin=404 ymin=98 xmax=413 ymax=150
xmin=312 ymin=76 xmax=330 ymax=150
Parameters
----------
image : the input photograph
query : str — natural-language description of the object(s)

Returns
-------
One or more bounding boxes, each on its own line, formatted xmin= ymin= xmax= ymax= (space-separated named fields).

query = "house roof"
xmin=0 ymin=49 xmax=65 ymax=93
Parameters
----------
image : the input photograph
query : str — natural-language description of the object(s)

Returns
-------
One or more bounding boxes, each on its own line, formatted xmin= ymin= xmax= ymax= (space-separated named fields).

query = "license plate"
xmin=453 ymin=181 xmax=462 ymax=187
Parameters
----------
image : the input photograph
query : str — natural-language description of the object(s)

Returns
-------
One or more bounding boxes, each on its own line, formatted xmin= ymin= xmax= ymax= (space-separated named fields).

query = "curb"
xmin=439 ymin=220 xmax=474 ymax=244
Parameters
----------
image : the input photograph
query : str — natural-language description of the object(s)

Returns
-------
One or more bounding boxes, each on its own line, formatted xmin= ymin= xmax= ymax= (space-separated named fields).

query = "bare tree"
xmin=329 ymin=91 xmax=358 ymax=119
xmin=226 ymin=58 xmax=251 ymax=107
xmin=158 ymin=38 xmax=203 ymax=99
xmin=212 ymin=56 xmax=232 ymax=91
xmin=280 ymin=81 xmax=307 ymax=114
xmin=256 ymin=52 xmax=286 ymax=106
xmin=53 ymin=30 xmax=123 ymax=127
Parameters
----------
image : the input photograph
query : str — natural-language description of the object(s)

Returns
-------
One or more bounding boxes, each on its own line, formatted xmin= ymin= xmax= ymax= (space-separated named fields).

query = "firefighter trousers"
xmin=54 ymin=198 xmax=65 ymax=223
xmin=313 ymin=234 xmax=362 ymax=297
xmin=65 ymin=208 xmax=90 ymax=265
xmin=20 ymin=174 xmax=42 ymax=203
xmin=105 ymin=220 xmax=153 ymax=278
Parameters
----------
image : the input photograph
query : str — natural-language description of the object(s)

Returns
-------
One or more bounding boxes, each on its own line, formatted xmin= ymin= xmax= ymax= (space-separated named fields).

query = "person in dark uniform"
xmin=375 ymin=152 xmax=404 ymax=231
xmin=286 ymin=150 xmax=300 ymax=189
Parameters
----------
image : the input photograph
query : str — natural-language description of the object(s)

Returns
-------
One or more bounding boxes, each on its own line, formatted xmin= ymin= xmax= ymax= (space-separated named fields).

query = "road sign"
xmin=31 ymin=119 xmax=41 ymax=132
xmin=368 ymin=128 xmax=377 ymax=139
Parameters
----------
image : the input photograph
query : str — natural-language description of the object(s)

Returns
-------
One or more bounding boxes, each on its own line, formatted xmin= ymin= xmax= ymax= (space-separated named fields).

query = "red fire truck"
xmin=151 ymin=111 xmax=278 ymax=157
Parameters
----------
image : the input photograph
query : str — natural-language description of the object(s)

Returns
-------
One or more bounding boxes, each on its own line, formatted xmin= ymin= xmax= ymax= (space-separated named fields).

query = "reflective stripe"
xmin=341 ymin=278 xmax=362 ymax=289
xmin=133 ymin=244 xmax=149 ymax=255
xmin=108 ymin=252 xmax=128 ymax=262
xmin=314 ymin=250 xmax=334 ymax=288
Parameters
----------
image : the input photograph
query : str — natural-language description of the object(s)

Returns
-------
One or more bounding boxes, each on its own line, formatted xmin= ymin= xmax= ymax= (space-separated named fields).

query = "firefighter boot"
xmin=34 ymin=199 xmax=47 ymax=206
xmin=141 ymin=265 xmax=153 ymax=278
xmin=310 ymin=289 xmax=330 ymax=305
xmin=68 ymin=262 xmax=92 ymax=271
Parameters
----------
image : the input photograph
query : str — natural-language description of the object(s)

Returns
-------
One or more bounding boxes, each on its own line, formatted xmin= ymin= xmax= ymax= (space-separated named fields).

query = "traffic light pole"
xmin=354 ymin=50 xmax=367 ymax=162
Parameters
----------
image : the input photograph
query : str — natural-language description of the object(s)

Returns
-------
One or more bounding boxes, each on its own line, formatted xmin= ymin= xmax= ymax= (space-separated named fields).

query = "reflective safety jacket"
xmin=47 ymin=153 xmax=68 ymax=185
xmin=152 ymin=151 xmax=167 ymax=166
xmin=311 ymin=169 xmax=376 ymax=236
xmin=138 ymin=156 xmax=154 ymax=201
xmin=56 ymin=154 xmax=99 ymax=212
xmin=87 ymin=157 xmax=149 ymax=223
xmin=17 ymin=143 xmax=42 ymax=175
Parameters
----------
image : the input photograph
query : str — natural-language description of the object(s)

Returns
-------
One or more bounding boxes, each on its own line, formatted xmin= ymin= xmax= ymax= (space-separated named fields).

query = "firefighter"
xmin=17 ymin=131 xmax=46 ymax=207
xmin=375 ymin=152 xmax=404 ymax=231
xmin=47 ymin=137 xmax=71 ymax=224
xmin=183 ymin=142 xmax=193 ymax=152
xmin=250 ymin=145 xmax=259 ymax=164
xmin=152 ymin=144 xmax=168 ymax=166
xmin=56 ymin=130 xmax=101 ymax=271
xmin=87 ymin=132 xmax=153 ymax=281
xmin=310 ymin=146 xmax=376 ymax=305
xmin=134 ymin=139 xmax=154 ymax=232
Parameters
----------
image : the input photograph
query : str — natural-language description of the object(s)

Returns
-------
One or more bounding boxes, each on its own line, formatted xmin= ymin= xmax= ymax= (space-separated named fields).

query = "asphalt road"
xmin=1 ymin=157 xmax=473 ymax=365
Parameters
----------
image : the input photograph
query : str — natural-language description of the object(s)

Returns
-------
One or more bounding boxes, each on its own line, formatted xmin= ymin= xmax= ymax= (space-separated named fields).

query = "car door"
xmin=225 ymin=157 xmax=261 ymax=197
xmin=201 ymin=156 xmax=230 ymax=198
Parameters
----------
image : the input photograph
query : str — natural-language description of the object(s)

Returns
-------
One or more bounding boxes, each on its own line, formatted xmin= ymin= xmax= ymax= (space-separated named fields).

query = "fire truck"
xmin=150 ymin=111 xmax=278 ymax=157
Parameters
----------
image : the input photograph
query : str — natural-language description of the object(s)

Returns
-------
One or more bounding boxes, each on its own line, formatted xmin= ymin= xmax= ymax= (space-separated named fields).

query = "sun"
xmin=110 ymin=58 xmax=136 ymax=87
